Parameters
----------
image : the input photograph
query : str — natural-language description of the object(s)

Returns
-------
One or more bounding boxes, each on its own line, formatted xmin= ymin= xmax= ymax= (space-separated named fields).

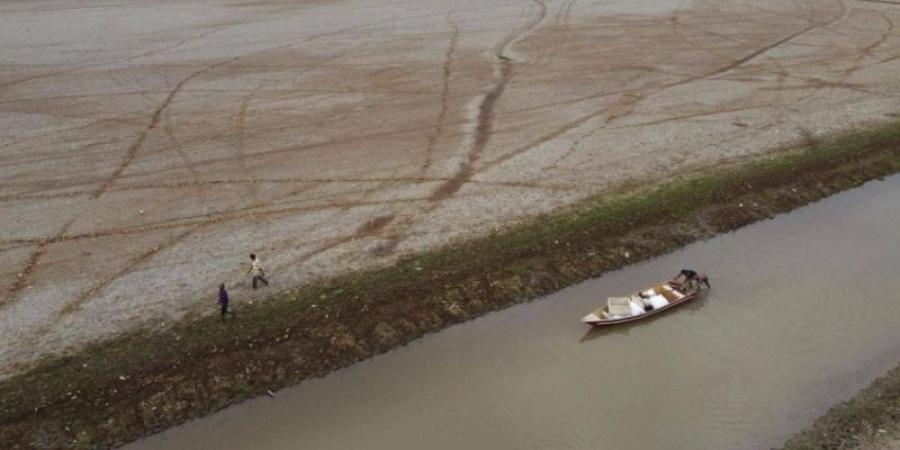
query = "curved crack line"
xmin=2 ymin=194 xmax=427 ymax=252
xmin=422 ymin=14 xmax=459 ymax=172
xmin=837 ymin=5 xmax=895 ymax=81
xmin=858 ymin=0 xmax=900 ymax=5
xmin=0 ymin=172 xmax=582 ymax=204
xmin=55 ymin=181 xmax=335 ymax=316
xmin=233 ymin=82 xmax=264 ymax=201
xmin=0 ymin=174 xmax=583 ymax=250
xmin=429 ymin=0 xmax=547 ymax=201
xmin=477 ymin=2 xmax=851 ymax=175
xmin=90 ymin=57 xmax=240 ymax=199
xmin=0 ymin=220 xmax=73 ymax=311
xmin=59 ymin=226 xmax=198 ymax=315
xmin=163 ymin=122 xmax=201 ymax=184
xmin=550 ymin=0 xmax=590 ymax=65
xmin=670 ymin=1 xmax=739 ymax=63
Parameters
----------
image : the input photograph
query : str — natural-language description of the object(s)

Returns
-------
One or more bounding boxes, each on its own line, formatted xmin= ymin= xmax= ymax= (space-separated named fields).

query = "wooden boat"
xmin=581 ymin=281 xmax=697 ymax=326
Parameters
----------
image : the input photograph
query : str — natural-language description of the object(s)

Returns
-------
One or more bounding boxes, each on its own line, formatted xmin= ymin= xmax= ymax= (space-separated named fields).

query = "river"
xmin=126 ymin=175 xmax=900 ymax=450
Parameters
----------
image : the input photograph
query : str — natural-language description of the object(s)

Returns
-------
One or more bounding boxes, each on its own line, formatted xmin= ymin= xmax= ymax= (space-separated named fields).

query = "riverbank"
xmin=780 ymin=363 xmax=900 ymax=450
xmin=2 ymin=121 xmax=900 ymax=449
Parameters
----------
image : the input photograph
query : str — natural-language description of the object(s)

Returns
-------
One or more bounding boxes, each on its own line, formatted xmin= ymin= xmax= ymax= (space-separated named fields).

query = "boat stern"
xmin=581 ymin=312 xmax=602 ymax=324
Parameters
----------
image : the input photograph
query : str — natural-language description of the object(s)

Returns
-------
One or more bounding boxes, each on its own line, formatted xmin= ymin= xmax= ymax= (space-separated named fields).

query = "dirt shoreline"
xmin=2 ymin=122 xmax=900 ymax=449
xmin=779 ymin=364 xmax=900 ymax=450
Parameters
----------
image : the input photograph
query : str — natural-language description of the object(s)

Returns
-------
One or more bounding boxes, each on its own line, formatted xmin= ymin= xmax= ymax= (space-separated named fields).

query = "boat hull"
xmin=581 ymin=282 xmax=697 ymax=326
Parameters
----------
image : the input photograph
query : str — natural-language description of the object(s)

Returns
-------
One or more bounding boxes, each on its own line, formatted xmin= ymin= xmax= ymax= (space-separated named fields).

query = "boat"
xmin=581 ymin=281 xmax=697 ymax=326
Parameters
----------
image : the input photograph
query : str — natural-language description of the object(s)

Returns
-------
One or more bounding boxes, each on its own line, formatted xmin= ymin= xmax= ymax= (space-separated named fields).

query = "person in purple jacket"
xmin=218 ymin=283 xmax=231 ymax=322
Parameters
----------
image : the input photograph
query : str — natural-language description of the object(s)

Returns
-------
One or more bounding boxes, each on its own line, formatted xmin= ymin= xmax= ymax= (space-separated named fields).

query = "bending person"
xmin=673 ymin=269 xmax=699 ymax=285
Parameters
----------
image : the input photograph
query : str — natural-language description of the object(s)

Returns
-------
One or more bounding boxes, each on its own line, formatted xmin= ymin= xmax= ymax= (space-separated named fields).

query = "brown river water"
xmin=126 ymin=175 xmax=900 ymax=450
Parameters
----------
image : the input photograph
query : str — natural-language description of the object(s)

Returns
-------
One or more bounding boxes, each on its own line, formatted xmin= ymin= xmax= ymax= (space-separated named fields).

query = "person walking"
xmin=218 ymin=283 xmax=231 ymax=322
xmin=248 ymin=253 xmax=269 ymax=289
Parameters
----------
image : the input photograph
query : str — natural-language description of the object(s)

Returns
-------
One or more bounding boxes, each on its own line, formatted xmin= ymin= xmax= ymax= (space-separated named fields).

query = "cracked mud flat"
xmin=1 ymin=0 xmax=899 ymax=377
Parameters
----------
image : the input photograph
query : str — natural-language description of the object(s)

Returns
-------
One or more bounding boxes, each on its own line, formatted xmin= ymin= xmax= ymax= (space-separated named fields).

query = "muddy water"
xmin=126 ymin=175 xmax=900 ymax=450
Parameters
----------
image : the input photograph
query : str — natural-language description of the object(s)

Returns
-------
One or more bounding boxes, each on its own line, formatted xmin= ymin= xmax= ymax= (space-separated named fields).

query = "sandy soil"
xmin=1 ymin=0 xmax=899 ymax=377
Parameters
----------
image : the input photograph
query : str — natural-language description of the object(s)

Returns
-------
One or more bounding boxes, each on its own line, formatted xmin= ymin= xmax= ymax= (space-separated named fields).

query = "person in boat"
xmin=673 ymin=269 xmax=699 ymax=285
xmin=697 ymin=273 xmax=711 ymax=289
xmin=672 ymin=269 xmax=711 ymax=291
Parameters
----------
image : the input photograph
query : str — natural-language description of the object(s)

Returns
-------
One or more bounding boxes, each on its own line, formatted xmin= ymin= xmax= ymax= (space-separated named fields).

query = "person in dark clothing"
xmin=673 ymin=269 xmax=698 ymax=284
xmin=218 ymin=283 xmax=231 ymax=322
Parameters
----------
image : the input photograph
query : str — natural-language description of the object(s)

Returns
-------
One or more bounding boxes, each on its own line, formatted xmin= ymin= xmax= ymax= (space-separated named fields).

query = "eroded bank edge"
xmin=3 ymin=121 xmax=900 ymax=450
xmin=779 ymin=363 xmax=900 ymax=450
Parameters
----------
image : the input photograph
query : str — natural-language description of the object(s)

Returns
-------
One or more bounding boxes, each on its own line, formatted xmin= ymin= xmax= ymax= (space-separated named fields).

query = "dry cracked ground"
xmin=1 ymin=0 xmax=899 ymax=377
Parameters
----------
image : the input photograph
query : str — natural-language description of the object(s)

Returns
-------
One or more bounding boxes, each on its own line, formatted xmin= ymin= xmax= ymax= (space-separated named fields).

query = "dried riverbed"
xmin=1 ymin=123 xmax=899 ymax=449
xmin=3 ymin=0 xmax=900 ymax=377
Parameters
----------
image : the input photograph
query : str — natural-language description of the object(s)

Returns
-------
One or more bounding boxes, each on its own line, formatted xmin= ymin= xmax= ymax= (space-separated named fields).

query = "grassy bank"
xmin=3 ymin=121 xmax=900 ymax=449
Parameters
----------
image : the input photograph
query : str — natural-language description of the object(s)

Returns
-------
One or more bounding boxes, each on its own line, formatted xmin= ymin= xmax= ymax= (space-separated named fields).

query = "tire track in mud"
xmin=43 ymin=184 xmax=505 ymax=251
xmin=0 ymin=17 xmax=256 ymax=92
xmin=233 ymin=82 xmax=264 ymax=201
xmin=5 ymin=12 xmax=494 ymax=334
xmin=163 ymin=123 xmax=201 ymax=184
xmin=0 ymin=70 xmax=71 ymax=90
xmin=59 ymin=227 xmax=197 ymax=315
xmin=731 ymin=0 xmax=875 ymax=137
xmin=0 ymin=173 xmax=579 ymax=205
xmin=0 ymin=179 xmax=576 ymax=248
xmin=283 ymin=212 xmax=398 ymax=268
xmin=543 ymin=92 xmax=662 ymax=171
xmin=482 ymin=91 xmax=645 ymax=172
xmin=550 ymin=0 xmax=587 ymax=65
xmin=706 ymin=0 xmax=849 ymax=79
xmin=52 ymin=179 xmax=426 ymax=316
xmin=44 ymin=37 xmax=377 ymax=316
xmin=422 ymin=15 xmax=459 ymax=172
xmin=3 ymin=21 xmax=389 ymax=200
xmin=429 ymin=0 xmax=547 ymax=201
xmin=1 ymin=18 xmax=361 ymax=318
xmin=25 ymin=59 xmax=240 ymax=315
xmin=91 ymin=57 xmax=238 ymax=199
xmin=837 ymin=5 xmax=895 ymax=82
xmin=479 ymin=0 xmax=850 ymax=174
xmin=0 ymin=138 xmax=119 ymax=173
xmin=670 ymin=1 xmax=737 ymax=63
xmin=5 ymin=114 xmax=467 ymax=196
xmin=859 ymin=0 xmax=900 ymax=5
xmin=0 ymin=220 xmax=73 ymax=311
